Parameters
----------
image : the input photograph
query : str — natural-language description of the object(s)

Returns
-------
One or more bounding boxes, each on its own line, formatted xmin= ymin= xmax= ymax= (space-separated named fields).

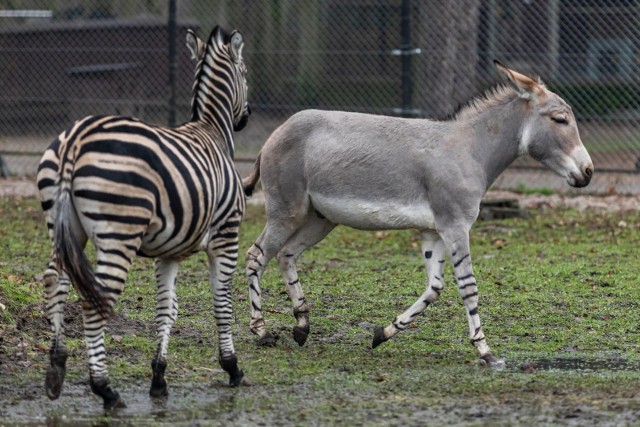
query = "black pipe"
xmin=167 ymin=0 xmax=177 ymax=127
xmin=400 ymin=0 xmax=412 ymax=117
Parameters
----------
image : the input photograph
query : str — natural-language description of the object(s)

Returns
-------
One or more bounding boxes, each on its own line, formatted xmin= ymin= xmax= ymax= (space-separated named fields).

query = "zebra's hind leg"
xmin=44 ymin=262 xmax=71 ymax=400
xmin=208 ymin=234 xmax=243 ymax=386
xmin=373 ymin=232 xmax=446 ymax=348
xmin=83 ymin=247 xmax=133 ymax=410
xmin=150 ymin=258 xmax=180 ymax=398
xmin=276 ymin=215 xmax=335 ymax=346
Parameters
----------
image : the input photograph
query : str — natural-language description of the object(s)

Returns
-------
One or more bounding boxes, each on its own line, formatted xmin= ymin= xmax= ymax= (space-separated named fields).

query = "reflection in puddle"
xmin=505 ymin=355 xmax=639 ymax=373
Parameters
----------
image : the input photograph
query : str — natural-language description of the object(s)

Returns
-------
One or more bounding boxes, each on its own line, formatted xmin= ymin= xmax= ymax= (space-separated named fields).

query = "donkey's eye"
xmin=552 ymin=116 xmax=568 ymax=124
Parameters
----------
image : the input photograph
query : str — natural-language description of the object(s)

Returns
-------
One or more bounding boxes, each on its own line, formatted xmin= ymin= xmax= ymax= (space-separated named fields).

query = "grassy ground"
xmin=2 ymin=198 xmax=640 ymax=426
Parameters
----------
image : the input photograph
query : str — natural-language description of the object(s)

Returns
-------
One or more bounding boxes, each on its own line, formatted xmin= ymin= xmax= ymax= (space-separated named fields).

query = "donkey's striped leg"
xmin=246 ymin=242 xmax=271 ymax=344
xmin=447 ymin=232 xmax=504 ymax=369
xmin=44 ymin=263 xmax=71 ymax=400
xmin=208 ymin=235 xmax=243 ymax=386
xmin=276 ymin=216 xmax=335 ymax=346
xmin=246 ymin=222 xmax=297 ymax=346
xmin=373 ymin=232 xmax=446 ymax=348
xmin=150 ymin=258 xmax=179 ymax=398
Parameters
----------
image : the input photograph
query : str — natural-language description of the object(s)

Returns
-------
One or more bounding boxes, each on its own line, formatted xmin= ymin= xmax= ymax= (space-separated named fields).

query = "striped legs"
xmin=276 ymin=216 xmax=334 ymax=346
xmin=43 ymin=262 xmax=71 ymax=400
xmin=445 ymin=230 xmax=504 ymax=368
xmin=246 ymin=215 xmax=334 ymax=347
xmin=246 ymin=241 xmax=271 ymax=344
xmin=150 ymin=259 xmax=179 ymax=398
xmin=84 ymin=247 xmax=131 ymax=409
xmin=372 ymin=232 xmax=446 ymax=347
xmin=43 ymin=206 xmax=86 ymax=401
xmin=208 ymin=233 xmax=243 ymax=386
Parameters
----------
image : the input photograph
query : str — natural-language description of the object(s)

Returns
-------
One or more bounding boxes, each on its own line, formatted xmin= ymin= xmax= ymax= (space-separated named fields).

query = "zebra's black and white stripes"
xmin=37 ymin=26 xmax=250 ymax=409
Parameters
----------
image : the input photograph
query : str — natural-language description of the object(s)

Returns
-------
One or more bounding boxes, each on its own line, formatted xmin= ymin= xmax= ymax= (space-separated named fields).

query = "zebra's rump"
xmin=37 ymin=114 xmax=245 ymax=259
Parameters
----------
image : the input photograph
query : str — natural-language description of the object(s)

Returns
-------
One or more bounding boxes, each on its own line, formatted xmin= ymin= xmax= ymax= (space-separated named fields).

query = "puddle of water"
xmin=0 ymin=381 xmax=242 ymax=425
xmin=504 ymin=354 xmax=639 ymax=373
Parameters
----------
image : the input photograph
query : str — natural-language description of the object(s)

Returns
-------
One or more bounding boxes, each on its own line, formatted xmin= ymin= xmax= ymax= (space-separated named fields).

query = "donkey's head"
xmin=495 ymin=61 xmax=593 ymax=188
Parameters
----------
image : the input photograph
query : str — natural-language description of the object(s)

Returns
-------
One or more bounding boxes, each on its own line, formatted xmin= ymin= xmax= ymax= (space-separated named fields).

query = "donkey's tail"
xmin=242 ymin=151 xmax=262 ymax=197
xmin=54 ymin=183 xmax=112 ymax=317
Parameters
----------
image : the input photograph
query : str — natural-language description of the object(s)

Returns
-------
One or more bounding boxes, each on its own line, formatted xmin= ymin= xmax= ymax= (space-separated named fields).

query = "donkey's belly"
xmin=311 ymin=194 xmax=436 ymax=231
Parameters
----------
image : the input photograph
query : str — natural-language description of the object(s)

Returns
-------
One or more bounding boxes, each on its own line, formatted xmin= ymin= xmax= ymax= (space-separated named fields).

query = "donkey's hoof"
xmin=371 ymin=326 xmax=388 ymax=349
xmin=104 ymin=394 xmax=127 ymax=411
xmin=480 ymin=353 xmax=506 ymax=371
xmin=256 ymin=332 xmax=278 ymax=347
xmin=292 ymin=326 xmax=309 ymax=346
xmin=45 ymin=363 xmax=66 ymax=400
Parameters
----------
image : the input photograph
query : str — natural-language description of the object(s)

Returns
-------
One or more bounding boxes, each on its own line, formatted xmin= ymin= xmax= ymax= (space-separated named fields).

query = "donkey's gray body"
xmin=244 ymin=63 xmax=593 ymax=365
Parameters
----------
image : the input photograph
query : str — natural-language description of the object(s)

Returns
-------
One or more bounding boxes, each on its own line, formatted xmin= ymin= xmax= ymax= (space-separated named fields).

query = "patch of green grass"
xmin=3 ymin=198 xmax=640 ymax=424
xmin=514 ymin=181 xmax=556 ymax=195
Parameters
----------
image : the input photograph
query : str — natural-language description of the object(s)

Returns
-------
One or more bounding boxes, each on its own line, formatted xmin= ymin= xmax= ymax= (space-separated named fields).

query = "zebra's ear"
xmin=494 ymin=60 xmax=541 ymax=98
xmin=229 ymin=31 xmax=244 ymax=64
xmin=186 ymin=29 xmax=206 ymax=61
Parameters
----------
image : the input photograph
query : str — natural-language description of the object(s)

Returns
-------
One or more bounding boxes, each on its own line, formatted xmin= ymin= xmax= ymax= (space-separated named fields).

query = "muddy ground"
xmin=3 ymin=178 xmax=640 ymax=426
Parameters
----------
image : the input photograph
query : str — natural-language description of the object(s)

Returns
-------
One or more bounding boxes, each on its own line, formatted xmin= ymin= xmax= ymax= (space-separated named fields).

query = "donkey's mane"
xmin=454 ymin=72 xmax=547 ymax=122
xmin=453 ymin=84 xmax=520 ymax=122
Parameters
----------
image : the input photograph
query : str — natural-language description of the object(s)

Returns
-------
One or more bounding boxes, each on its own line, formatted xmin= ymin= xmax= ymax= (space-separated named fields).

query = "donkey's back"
xmin=247 ymin=109 xmax=455 ymax=231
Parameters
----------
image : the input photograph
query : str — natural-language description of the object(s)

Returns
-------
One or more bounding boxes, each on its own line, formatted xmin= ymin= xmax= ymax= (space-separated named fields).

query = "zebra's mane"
xmin=453 ymin=78 xmax=545 ymax=122
xmin=190 ymin=26 xmax=232 ymax=122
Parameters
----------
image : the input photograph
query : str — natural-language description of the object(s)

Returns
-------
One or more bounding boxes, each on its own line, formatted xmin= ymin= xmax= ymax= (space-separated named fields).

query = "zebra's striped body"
xmin=37 ymin=26 xmax=250 ymax=409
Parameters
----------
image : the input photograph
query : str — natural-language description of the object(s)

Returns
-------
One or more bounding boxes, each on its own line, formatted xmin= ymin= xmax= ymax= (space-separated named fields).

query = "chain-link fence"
xmin=1 ymin=1 xmax=639 ymax=186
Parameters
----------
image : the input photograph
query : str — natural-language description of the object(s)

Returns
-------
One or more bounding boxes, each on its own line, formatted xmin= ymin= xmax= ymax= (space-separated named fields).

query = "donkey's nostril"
xmin=584 ymin=167 xmax=593 ymax=178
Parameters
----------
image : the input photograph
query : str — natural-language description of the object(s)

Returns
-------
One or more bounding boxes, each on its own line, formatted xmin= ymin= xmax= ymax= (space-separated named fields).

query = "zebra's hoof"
xmin=150 ymin=357 xmax=168 ymax=397
xmin=292 ymin=325 xmax=309 ymax=346
xmin=220 ymin=354 xmax=243 ymax=387
xmin=480 ymin=353 xmax=506 ymax=371
xmin=371 ymin=326 xmax=388 ymax=349
xmin=45 ymin=351 xmax=68 ymax=400
xmin=149 ymin=380 xmax=168 ymax=398
xmin=256 ymin=332 xmax=278 ymax=347
xmin=45 ymin=363 xmax=66 ymax=400
xmin=229 ymin=369 xmax=244 ymax=387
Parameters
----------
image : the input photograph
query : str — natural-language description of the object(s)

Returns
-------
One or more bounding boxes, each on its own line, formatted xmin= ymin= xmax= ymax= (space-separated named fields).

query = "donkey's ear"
xmin=229 ymin=31 xmax=244 ymax=64
xmin=494 ymin=60 xmax=541 ymax=97
xmin=186 ymin=29 xmax=206 ymax=61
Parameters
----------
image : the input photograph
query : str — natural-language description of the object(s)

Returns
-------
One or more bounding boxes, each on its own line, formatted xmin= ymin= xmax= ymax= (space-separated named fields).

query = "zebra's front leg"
xmin=246 ymin=243 xmax=277 ymax=346
xmin=44 ymin=263 xmax=70 ymax=400
xmin=373 ymin=232 xmax=446 ymax=348
xmin=446 ymin=231 xmax=504 ymax=369
xmin=208 ymin=241 xmax=244 ymax=386
xmin=149 ymin=259 xmax=180 ymax=398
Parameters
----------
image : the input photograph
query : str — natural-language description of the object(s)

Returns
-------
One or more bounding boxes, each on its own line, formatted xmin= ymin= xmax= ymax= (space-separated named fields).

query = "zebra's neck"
xmin=191 ymin=90 xmax=235 ymax=158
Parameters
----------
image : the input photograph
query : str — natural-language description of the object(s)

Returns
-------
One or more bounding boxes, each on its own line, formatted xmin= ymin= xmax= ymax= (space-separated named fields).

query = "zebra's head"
xmin=187 ymin=26 xmax=251 ymax=143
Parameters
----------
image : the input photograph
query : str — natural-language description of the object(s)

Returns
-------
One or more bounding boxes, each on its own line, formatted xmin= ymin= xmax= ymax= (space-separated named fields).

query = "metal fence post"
xmin=400 ymin=0 xmax=412 ymax=117
xmin=392 ymin=0 xmax=421 ymax=117
xmin=167 ymin=0 xmax=177 ymax=127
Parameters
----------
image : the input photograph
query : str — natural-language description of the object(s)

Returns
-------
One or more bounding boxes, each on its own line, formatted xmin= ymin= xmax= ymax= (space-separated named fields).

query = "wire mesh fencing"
xmin=1 ymin=0 xmax=639 ymax=189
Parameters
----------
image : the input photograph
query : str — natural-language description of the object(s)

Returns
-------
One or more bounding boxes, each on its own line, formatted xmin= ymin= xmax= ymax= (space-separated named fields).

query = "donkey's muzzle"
xmin=571 ymin=164 xmax=593 ymax=188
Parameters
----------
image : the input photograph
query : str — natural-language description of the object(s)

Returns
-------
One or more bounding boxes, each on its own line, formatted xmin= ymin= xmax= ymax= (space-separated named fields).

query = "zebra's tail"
xmin=242 ymin=151 xmax=262 ymax=197
xmin=53 ymin=188 xmax=112 ymax=317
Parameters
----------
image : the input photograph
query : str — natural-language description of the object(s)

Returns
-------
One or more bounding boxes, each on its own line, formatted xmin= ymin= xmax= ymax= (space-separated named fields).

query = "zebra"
xmin=36 ymin=25 xmax=250 ymax=409
xmin=242 ymin=62 xmax=593 ymax=367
